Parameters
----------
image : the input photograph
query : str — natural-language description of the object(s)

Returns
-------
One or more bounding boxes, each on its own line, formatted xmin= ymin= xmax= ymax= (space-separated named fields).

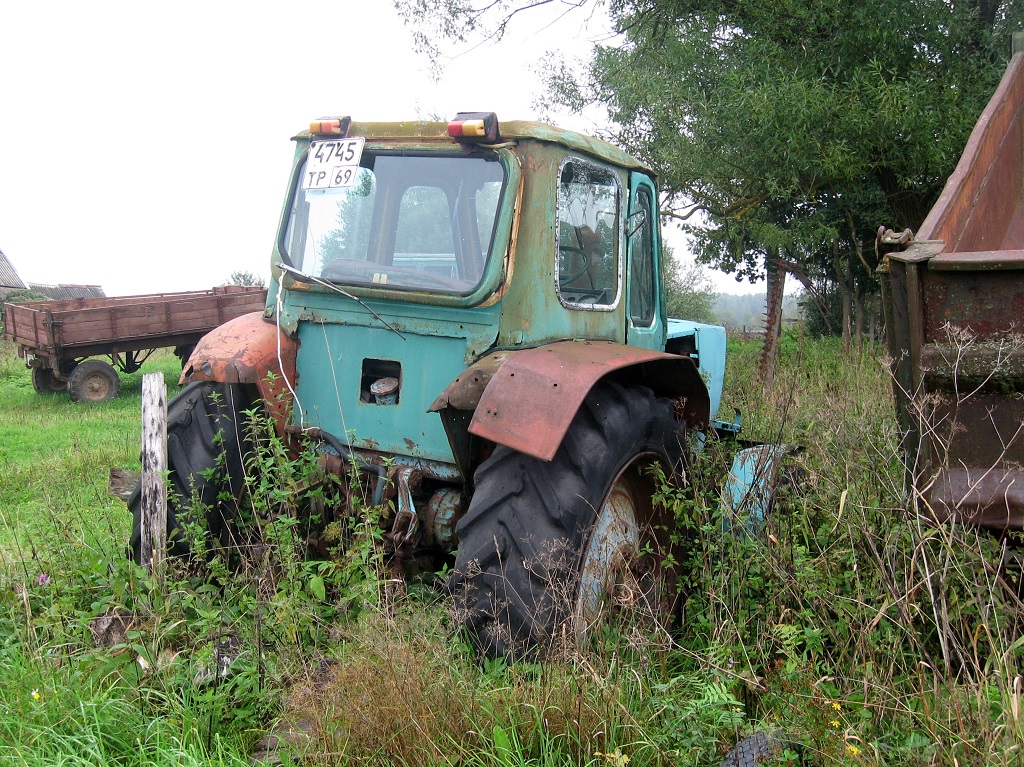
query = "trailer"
xmin=2 ymin=286 xmax=267 ymax=402
xmin=879 ymin=44 xmax=1024 ymax=532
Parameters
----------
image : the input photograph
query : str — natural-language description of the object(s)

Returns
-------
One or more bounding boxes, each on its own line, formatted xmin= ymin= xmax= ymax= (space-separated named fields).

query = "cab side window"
xmin=629 ymin=188 xmax=656 ymax=326
xmin=556 ymin=159 xmax=619 ymax=308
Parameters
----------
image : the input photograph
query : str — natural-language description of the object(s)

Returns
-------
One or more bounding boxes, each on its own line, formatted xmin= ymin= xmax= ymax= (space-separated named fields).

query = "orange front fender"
xmin=181 ymin=312 xmax=297 ymax=430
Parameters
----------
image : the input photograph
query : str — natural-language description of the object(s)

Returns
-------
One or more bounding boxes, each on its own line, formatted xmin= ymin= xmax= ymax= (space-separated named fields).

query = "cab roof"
xmin=293 ymin=118 xmax=653 ymax=176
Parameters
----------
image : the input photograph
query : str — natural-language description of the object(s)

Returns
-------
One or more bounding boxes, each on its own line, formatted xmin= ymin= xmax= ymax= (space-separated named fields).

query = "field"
xmin=0 ymin=334 xmax=1022 ymax=766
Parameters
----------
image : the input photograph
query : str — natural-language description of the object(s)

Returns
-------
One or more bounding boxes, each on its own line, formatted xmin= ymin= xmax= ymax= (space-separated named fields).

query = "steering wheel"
xmin=558 ymin=245 xmax=590 ymax=284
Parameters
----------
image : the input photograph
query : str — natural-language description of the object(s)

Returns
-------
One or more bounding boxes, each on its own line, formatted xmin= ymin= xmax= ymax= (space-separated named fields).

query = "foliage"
xmin=668 ymin=332 xmax=1024 ymax=765
xmin=1 ymin=288 xmax=48 ymax=304
xmin=225 ymin=270 xmax=265 ymax=288
xmin=0 ymin=289 xmax=49 ymax=332
xmin=663 ymin=253 xmax=717 ymax=324
xmin=558 ymin=0 xmax=1022 ymax=335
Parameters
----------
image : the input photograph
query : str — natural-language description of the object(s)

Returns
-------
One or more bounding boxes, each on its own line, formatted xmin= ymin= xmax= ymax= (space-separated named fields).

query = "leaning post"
xmin=140 ymin=372 xmax=168 ymax=579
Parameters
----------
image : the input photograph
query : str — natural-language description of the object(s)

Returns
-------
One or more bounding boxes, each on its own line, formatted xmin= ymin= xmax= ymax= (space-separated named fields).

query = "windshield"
xmin=283 ymin=151 xmax=506 ymax=295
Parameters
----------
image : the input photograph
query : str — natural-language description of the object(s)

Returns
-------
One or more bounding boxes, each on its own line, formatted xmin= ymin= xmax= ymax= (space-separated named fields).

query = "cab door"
xmin=625 ymin=173 xmax=666 ymax=351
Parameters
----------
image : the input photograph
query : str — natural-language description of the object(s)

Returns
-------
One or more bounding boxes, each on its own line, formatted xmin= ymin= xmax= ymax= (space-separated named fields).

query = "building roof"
xmin=28 ymin=283 xmax=106 ymax=300
xmin=0 ymin=249 xmax=27 ymax=291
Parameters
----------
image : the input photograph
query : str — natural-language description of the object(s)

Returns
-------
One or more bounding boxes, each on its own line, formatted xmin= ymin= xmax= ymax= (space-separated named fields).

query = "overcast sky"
xmin=0 ymin=0 xmax=760 ymax=296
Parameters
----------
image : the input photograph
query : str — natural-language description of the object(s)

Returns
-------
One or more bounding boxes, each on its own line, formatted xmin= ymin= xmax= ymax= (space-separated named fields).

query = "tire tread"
xmin=451 ymin=381 xmax=684 ymax=659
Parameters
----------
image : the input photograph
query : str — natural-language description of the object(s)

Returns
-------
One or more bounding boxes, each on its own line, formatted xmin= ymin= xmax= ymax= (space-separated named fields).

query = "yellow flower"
xmin=846 ymin=744 xmax=861 ymax=756
xmin=829 ymin=720 xmax=841 ymax=728
xmin=31 ymin=690 xmax=40 ymax=701
xmin=831 ymin=702 xmax=842 ymax=711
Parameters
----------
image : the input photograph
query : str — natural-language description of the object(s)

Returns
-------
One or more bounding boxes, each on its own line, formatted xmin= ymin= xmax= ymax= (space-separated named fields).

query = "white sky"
xmin=0 ymin=0 xmax=761 ymax=296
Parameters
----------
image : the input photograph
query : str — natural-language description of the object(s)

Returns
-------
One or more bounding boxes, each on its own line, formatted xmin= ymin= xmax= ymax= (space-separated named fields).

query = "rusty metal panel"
xmin=909 ymin=264 xmax=1024 ymax=529
xmin=467 ymin=340 xmax=708 ymax=461
xmin=922 ymin=268 xmax=1024 ymax=340
xmin=882 ymin=53 xmax=1024 ymax=532
xmin=181 ymin=311 xmax=297 ymax=432
xmin=928 ymin=467 xmax=1024 ymax=530
xmin=920 ymin=53 xmax=1024 ymax=250
xmin=928 ymin=249 xmax=1024 ymax=270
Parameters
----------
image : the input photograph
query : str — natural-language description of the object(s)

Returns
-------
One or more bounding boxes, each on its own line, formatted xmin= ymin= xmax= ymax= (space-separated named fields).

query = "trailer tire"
xmin=32 ymin=367 xmax=67 ymax=394
xmin=127 ymin=382 xmax=256 ymax=565
xmin=67 ymin=359 xmax=120 ymax=403
xmin=450 ymin=382 xmax=686 ymax=660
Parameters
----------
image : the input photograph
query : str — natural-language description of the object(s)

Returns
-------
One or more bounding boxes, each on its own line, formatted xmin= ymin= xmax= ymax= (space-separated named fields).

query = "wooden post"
xmin=140 ymin=372 xmax=168 ymax=577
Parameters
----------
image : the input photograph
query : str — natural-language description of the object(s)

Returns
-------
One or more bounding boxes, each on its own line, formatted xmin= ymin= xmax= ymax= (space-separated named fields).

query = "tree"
xmin=0 ymin=289 xmax=48 ymax=332
xmin=662 ymin=251 xmax=717 ymax=324
xmin=226 ymin=270 xmax=265 ymax=288
xmin=398 ymin=0 xmax=1024 ymax=342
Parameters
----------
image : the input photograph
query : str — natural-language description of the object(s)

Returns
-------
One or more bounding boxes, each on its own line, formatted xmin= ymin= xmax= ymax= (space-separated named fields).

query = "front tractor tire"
xmin=451 ymin=382 xmax=686 ymax=660
xmin=128 ymin=382 xmax=256 ymax=565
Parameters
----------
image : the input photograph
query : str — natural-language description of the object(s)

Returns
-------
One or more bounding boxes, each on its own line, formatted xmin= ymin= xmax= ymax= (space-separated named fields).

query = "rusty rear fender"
xmin=430 ymin=340 xmax=710 ymax=462
xmin=181 ymin=312 xmax=297 ymax=431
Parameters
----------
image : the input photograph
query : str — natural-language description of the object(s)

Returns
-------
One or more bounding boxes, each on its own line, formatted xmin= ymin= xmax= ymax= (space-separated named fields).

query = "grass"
xmin=0 ymin=343 xmax=184 ymax=557
xmin=0 ymin=331 xmax=1022 ymax=766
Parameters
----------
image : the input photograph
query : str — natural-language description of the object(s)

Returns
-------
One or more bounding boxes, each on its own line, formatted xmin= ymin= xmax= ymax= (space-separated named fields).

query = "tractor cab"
xmin=265 ymin=113 xmax=699 ymax=471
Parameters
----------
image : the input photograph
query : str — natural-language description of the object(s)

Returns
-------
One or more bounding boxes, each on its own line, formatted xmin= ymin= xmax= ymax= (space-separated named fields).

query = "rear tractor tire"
xmin=67 ymin=359 xmax=120 ymax=403
xmin=128 ymin=382 xmax=256 ymax=565
xmin=450 ymin=382 xmax=686 ymax=660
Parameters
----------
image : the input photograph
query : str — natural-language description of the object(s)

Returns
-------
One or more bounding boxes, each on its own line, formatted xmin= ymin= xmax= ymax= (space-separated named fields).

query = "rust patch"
xmin=181 ymin=311 xmax=298 ymax=433
xmin=467 ymin=340 xmax=708 ymax=461
xmin=926 ymin=467 xmax=1024 ymax=531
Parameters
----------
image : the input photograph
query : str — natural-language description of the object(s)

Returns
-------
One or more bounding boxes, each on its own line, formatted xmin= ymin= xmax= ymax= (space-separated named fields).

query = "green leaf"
xmin=492 ymin=724 xmax=513 ymax=766
xmin=308 ymin=575 xmax=326 ymax=602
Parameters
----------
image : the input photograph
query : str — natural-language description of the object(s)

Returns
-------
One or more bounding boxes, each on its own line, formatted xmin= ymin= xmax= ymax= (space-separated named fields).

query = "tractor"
xmin=128 ymin=112 xmax=744 ymax=659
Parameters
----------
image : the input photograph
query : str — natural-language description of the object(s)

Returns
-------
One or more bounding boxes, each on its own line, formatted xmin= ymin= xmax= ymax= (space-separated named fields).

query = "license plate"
xmin=302 ymin=138 xmax=365 ymax=190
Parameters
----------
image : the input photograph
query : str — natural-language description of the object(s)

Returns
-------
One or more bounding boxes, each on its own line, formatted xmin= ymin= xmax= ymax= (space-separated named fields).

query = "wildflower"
xmin=846 ymin=744 xmax=861 ymax=756
xmin=831 ymin=701 xmax=841 ymax=711
xmin=36 ymin=573 xmax=49 ymax=586
xmin=31 ymin=690 xmax=40 ymax=701
xmin=829 ymin=720 xmax=841 ymax=728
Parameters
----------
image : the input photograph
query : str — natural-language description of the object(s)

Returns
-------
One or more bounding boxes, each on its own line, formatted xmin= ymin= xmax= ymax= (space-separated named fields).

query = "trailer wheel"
xmin=127 ymin=382 xmax=256 ymax=564
xmin=67 ymin=359 xmax=120 ymax=403
xmin=32 ymin=367 xmax=67 ymax=394
xmin=450 ymin=382 xmax=685 ymax=659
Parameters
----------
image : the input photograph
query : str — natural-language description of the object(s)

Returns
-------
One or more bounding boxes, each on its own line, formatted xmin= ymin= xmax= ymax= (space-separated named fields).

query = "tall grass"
xmin=0 ymin=332 xmax=1022 ymax=765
